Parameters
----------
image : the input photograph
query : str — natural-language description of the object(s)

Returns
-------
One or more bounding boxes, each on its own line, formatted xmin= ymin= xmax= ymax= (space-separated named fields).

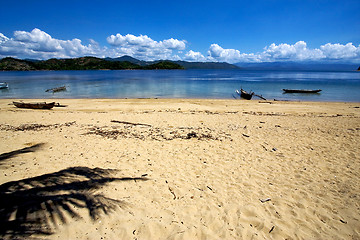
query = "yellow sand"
xmin=0 ymin=99 xmax=359 ymax=239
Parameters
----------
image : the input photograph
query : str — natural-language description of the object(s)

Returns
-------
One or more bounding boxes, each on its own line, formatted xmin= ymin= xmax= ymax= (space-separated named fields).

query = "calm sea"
xmin=0 ymin=69 xmax=359 ymax=102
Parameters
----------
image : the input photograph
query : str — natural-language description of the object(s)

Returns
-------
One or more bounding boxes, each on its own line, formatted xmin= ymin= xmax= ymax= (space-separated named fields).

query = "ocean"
xmin=0 ymin=69 xmax=359 ymax=102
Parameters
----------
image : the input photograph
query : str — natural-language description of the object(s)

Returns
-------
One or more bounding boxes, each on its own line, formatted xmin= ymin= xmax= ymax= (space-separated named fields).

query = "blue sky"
xmin=0 ymin=0 xmax=359 ymax=63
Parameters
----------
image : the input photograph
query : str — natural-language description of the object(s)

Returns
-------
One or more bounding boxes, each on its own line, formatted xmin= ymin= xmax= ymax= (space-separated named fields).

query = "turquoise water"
xmin=0 ymin=69 xmax=359 ymax=102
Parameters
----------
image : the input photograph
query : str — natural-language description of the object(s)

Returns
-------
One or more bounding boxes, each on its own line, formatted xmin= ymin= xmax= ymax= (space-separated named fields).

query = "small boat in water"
xmin=46 ymin=86 xmax=66 ymax=93
xmin=13 ymin=101 xmax=56 ymax=109
xmin=0 ymin=82 xmax=9 ymax=89
xmin=282 ymin=89 xmax=322 ymax=93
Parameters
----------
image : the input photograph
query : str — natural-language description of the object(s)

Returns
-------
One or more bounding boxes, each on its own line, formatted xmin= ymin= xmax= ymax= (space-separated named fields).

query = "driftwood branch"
xmin=168 ymin=187 xmax=176 ymax=200
xmin=254 ymin=94 xmax=267 ymax=100
xmin=111 ymin=120 xmax=152 ymax=127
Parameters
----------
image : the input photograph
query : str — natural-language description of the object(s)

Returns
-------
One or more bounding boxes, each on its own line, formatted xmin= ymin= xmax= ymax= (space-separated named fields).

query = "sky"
xmin=0 ymin=0 xmax=359 ymax=63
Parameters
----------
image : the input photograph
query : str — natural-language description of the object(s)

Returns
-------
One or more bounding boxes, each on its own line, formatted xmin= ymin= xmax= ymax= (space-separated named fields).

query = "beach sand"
xmin=0 ymin=99 xmax=359 ymax=239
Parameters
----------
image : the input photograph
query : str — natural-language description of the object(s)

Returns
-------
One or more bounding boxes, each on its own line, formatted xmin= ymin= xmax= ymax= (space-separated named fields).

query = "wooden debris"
xmin=269 ymin=226 xmax=275 ymax=233
xmin=86 ymin=126 xmax=231 ymax=141
xmin=261 ymin=145 xmax=268 ymax=151
xmin=254 ymin=94 xmax=267 ymax=100
xmin=260 ymin=198 xmax=271 ymax=203
xmin=0 ymin=121 xmax=76 ymax=131
xmin=54 ymin=103 xmax=68 ymax=107
xmin=111 ymin=120 xmax=152 ymax=127
xmin=207 ymin=186 xmax=215 ymax=192
xmin=168 ymin=187 xmax=176 ymax=200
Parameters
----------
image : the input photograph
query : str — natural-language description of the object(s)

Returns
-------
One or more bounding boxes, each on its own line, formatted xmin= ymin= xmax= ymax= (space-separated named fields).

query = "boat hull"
xmin=0 ymin=83 xmax=8 ymax=89
xmin=282 ymin=89 xmax=322 ymax=93
xmin=46 ymin=86 xmax=66 ymax=93
xmin=13 ymin=102 xmax=56 ymax=109
xmin=237 ymin=89 xmax=254 ymax=100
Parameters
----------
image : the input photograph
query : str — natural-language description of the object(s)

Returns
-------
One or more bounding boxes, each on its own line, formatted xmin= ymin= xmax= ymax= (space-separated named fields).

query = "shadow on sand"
xmin=0 ymin=143 xmax=45 ymax=162
xmin=0 ymin=166 xmax=148 ymax=239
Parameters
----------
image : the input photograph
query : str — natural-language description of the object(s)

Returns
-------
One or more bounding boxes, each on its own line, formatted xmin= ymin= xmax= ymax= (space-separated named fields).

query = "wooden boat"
xmin=236 ymin=88 xmax=254 ymax=100
xmin=13 ymin=101 xmax=56 ymax=109
xmin=46 ymin=86 xmax=66 ymax=93
xmin=282 ymin=89 xmax=322 ymax=93
xmin=0 ymin=82 xmax=8 ymax=89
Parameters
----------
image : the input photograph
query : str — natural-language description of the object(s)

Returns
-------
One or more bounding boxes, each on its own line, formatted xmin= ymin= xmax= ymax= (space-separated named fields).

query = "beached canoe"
xmin=236 ymin=88 xmax=254 ymax=100
xmin=0 ymin=82 xmax=8 ymax=89
xmin=282 ymin=89 xmax=322 ymax=93
xmin=13 ymin=101 xmax=56 ymax=109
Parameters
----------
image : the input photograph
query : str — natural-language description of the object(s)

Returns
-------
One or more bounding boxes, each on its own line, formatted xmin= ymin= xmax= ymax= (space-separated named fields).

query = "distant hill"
xmin=0 ymin=57 xmax=36 ymax=71
xmin=235 ymin=61 xmax=360 ymax=71
xmin=105 ymin=56 xmax=147 ymax=66
xmin=0 ymin=56 xmax=239 ymax=71
xmin=173 ymin=61 xmax=239 ymax=69
xmin=108 ymin=55 xmax=240 ymax=69
xmin=0 ymin=57 xmax=184 ymax=71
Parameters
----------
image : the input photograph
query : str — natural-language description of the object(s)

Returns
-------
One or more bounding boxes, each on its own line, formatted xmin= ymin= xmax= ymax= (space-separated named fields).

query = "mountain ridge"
xmin=0 ymin=57 xmax=184 ymax=71
xmin=108 ymin=56 xmax=240 ymax=69
xmin=0 ymin=56 xmax=240 ymax=71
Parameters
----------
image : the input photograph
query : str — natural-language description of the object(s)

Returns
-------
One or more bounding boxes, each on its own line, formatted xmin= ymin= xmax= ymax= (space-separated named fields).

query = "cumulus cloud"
xmin=106 ymin=33 xmax=186 ymax=60
xmin=260 ymin=41 xmax=325 ymax=61
xmin=208 ymin=44 xmax=241 ymax=60
xmin=207 ymin=41 xmax=360 ymax=63
xmin=184 ymin=50 xmax=207 ymax=62
xmin=207 ymin=44 xmax=261 ymax=63
xmin=0 ymin=33 xmax=9 ymax=44
xmin=1 ymin=28 xmax=359 ymax=63
xmin=0 ymin=28 xmax=107 ymax=59
xmin=320 ymin=43 xmax=360 ymax=59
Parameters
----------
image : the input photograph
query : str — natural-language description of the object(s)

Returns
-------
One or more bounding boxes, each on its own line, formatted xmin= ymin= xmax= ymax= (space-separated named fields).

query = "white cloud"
xmin=162 ymin=38 xmax=186 ymax=50
xmin=207 ymin=41 xmax=360 ymax=63
xmin=260 ymin=41 xmax=325 ymax=62
xmin=0 ymin=33 xmax=9 ymax=44
xmin=207 ymin=44 xmax=262 ymax=63
xmin=1 ymin=28 xmax=359 ymax=63
xmin=208 ymin=44 xmax=241 ymax=61
xmin=184 ymin=50 xmax=207 ymax=62
xmin=0 ymin=28 xmax=106 ymax=59
xmin=320 ymin=43 xmax=360 ymax=59
xmin=107 ymin=34 xmax=186 ymax=50
xmin=106 ymin=33 xmax=186 ymax=60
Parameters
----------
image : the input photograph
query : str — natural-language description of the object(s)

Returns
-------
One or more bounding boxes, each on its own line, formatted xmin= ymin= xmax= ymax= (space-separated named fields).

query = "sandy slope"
xmin=0 ymin=99 xmax=359 ymax=239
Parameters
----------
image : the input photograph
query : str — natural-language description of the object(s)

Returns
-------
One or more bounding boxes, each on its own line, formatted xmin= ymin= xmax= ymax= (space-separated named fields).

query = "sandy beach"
xmin=0 ymin=98 xmax=359 ymax=239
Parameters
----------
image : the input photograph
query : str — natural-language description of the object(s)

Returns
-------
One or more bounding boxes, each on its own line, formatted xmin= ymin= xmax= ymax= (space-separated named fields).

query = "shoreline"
xmin=1 ymin=99 xmax=359 ymax=239
xmin=2 ymin=97 xmax=360 ymax=103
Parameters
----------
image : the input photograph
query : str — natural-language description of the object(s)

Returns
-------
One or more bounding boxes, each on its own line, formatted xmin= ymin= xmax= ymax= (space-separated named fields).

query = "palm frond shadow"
xmin=0 ymin=143 xmax=45 ymax=163
xmin=0 ymin=167 xmax=148 ymax=239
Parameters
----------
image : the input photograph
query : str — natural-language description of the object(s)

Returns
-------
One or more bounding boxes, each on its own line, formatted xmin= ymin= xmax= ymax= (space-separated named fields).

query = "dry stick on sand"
xmin=168 ymin=187 xmax=177 ymax=200
xmin=111 ymin=120 xmax=152 ymax=127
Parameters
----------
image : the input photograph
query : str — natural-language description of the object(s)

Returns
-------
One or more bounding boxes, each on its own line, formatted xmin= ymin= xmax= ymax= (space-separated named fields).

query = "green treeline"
xmin=0 ymin=57 xmax=184 ymax=71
